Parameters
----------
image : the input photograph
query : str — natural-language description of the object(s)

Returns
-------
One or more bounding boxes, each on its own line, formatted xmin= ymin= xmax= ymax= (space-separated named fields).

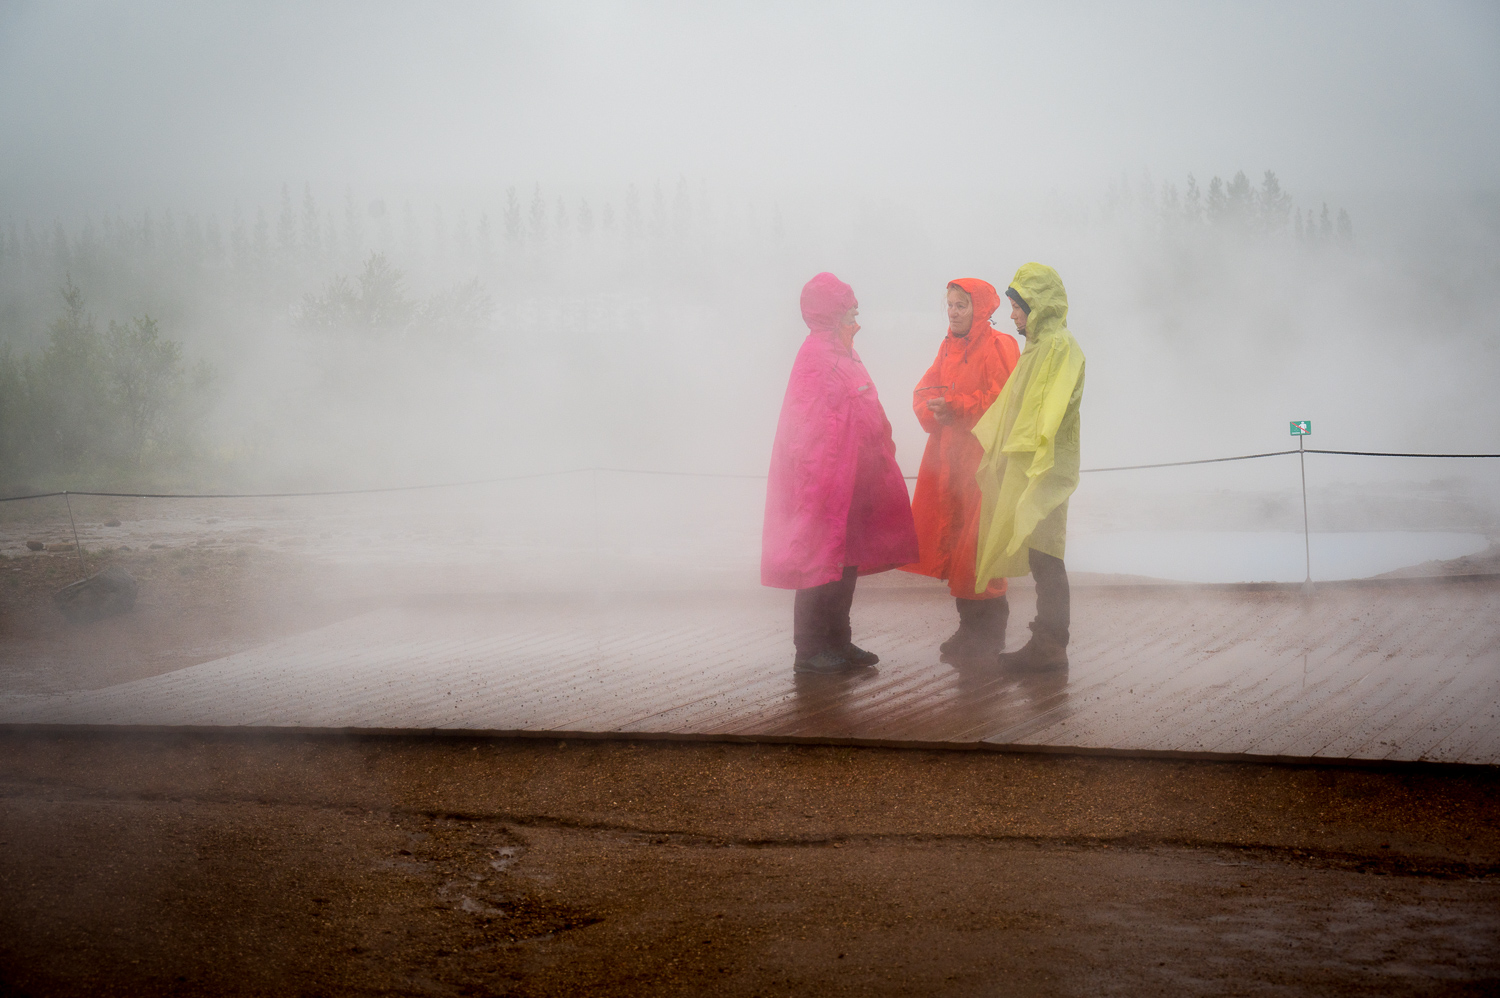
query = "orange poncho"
xmin=902 ymin=278 xmax=1021 ymax=598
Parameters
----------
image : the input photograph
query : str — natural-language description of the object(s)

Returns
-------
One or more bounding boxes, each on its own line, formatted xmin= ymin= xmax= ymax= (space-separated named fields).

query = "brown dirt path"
xmin=1 ymin=733 xmax=1496 ymax=997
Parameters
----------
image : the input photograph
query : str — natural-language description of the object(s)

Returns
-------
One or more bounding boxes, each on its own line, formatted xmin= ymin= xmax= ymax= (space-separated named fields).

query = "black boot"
xmin=976 ymin=596 xmax=1009 ymax=653
xmin=940 ymin=598 xmax=978 ymax=656
xmin=997 ymin=621 xmax=1068 ymax=672
xmin=941 ymin=597 xmax=1007 ymax=663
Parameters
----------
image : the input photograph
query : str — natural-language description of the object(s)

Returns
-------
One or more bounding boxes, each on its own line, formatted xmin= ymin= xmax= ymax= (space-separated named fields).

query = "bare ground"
xmin=3 ymin=534 xmax=1499 ymax=995
xmin=1 ymin=732 xmax=1498 ymax=998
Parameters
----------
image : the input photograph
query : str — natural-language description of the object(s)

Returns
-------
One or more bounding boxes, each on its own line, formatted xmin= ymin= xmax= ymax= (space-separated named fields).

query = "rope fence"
xmin=2 ymin=447 xmax=1496 ymax=504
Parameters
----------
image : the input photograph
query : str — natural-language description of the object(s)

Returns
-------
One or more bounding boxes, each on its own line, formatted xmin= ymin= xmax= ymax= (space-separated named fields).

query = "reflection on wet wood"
xmin=5 ymin=579 xmax=1498 ymax=765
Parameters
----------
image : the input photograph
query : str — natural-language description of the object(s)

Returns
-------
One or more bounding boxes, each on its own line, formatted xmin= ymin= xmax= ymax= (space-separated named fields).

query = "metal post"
xmin=63 ymin=491 xmax=87 ymax=578
xmin=1298 ymin=435 xmax=1312 ymax=594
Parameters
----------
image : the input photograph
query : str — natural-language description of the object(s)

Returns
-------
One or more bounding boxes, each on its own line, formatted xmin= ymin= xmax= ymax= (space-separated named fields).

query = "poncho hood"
xmin=948 ymin=278 xmax=1002 ymax=335
xmin=1006 ymin=263 xmax=1068 ymax=344
xmin=800 ymin=272 xmax=858 ymax=335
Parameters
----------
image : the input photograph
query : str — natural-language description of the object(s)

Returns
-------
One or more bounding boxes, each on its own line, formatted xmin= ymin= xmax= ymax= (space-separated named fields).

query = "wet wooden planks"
xmin=4 ymin=579 xmax=1498 ymax=765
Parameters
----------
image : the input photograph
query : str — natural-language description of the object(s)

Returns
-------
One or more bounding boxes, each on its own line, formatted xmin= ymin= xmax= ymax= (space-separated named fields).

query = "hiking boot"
xmin=996 ymin=622 xmax=1068 ymax=672
xmin=941 ymin=597 xmax=1008 ymax=663
xmin=976 ymin=597 xmax=1009 ymax=653
xmin=793 ymin=649 xmax=853 ymax=674
xmin=940 ymin=597 xmax=978 ymax=656
xmin=840 ymin=643 xmax=879 ymax=667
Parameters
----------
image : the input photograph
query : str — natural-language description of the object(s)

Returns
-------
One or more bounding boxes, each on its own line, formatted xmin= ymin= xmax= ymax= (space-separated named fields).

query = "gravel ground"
xmin=1 ymin=733 xmax=1497 ymax=997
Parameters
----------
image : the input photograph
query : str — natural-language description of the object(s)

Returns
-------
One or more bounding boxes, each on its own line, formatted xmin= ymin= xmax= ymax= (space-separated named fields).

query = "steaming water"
xmin=1067 ymin=531 xmax=1489 ymax=584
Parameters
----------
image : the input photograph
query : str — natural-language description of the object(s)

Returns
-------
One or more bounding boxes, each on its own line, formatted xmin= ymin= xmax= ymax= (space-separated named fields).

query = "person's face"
xmin=839 ymin=305 xmax=860 ymax=335
xmin=1010 ymin=300 xmax=1028 ymax=336
xmin=946 ymin=288 xmax=974 ymax=336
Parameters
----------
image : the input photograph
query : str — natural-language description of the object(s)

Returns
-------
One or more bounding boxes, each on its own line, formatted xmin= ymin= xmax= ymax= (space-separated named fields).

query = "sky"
xmin=1 ymin=0 xmax=1498 ymax=573
xmin=2 ymin=0 xmax=1499 ymax=219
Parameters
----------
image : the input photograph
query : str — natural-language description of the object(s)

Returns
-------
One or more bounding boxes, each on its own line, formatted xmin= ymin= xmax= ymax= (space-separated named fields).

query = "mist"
xmin=3 ymin=0 xmax=1499 ymax=582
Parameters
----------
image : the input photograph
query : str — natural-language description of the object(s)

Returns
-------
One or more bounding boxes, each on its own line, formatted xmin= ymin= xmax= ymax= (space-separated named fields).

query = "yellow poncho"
xmin=971 ymin=263 xmax=1086 ymax=588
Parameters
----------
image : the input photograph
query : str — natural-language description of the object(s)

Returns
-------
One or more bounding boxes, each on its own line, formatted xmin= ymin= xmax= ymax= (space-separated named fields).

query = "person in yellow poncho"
xmin=971 ymin=263 xmax=1085 ymax=671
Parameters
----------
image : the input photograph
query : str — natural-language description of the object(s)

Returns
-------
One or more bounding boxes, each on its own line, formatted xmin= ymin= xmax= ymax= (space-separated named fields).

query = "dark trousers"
xmin=1029 ymin=549 xmax=1070 ymax=644
xmin=793 ymin=565 xmax=858 ymax=659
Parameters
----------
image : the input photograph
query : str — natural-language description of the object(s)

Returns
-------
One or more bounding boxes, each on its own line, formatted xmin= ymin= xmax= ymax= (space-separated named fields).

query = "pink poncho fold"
xmin=761 ymin=273 xmax=919 ymax=590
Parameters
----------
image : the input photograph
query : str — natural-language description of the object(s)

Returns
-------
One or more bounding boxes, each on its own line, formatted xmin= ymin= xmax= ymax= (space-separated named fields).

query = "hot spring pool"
xmin=1065 ymin=531 xmax=1489 ymax=584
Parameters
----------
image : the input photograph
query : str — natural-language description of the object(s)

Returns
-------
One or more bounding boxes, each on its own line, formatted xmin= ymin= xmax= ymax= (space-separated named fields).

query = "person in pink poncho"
xmin=762 ymin=272 xmax=919 ymax=674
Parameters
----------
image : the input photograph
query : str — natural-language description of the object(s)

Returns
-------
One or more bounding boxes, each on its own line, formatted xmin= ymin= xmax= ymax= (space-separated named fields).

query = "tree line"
xmin=0 ymin=177 xmax=782 ymax=285
xmin=1107 ymin=169 xmax=1353 ymax=246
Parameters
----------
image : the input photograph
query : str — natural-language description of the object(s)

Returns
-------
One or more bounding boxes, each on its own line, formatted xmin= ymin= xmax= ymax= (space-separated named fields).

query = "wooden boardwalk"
xmin=4 ymin=576 xmax=1498 ymax=765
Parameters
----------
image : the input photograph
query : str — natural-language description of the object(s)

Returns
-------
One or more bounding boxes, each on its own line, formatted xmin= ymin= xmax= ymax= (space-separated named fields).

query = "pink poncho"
xmin=761 ymin=273 xmax=919 ymax=589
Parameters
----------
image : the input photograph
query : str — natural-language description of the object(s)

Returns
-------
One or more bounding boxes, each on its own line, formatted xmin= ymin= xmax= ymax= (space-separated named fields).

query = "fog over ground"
xmin=2 ymin=1 xmax=1498 ymax=577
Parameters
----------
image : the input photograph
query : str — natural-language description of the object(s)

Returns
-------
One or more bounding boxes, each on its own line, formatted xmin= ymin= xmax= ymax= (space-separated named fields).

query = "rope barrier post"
xmin=1291 ymin=421 xmax=1313 ymax=594
xmin=62 ymin=491 xmax=87 ymax=579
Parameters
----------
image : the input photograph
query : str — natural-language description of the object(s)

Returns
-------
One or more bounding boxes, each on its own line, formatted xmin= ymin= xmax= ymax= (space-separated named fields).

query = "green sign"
xmin=1290 ymin=421 xmax=1311 ymax=436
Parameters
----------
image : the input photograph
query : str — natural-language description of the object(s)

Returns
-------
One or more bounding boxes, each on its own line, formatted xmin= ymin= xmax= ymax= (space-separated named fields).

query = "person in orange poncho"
xmin=903 ymin=278 xmax=1021 ymax=662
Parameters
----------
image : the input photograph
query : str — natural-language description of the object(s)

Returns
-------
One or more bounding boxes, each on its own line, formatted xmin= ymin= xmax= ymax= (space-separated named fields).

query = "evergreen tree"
xmin=1336 ymin=208 xmax=1353 ymax=246
xmin=253 ymin=208 xmax=270 ymax=266
xmin=182 ymin=214 xmax=202 ymax=259
xmin=300 ymin=252 xmax=413 ymax=335
xmin=476 ymin=213 xmax=493 ymax=260
xmin=76 ymin=216 xmax=97 ymax=270
xmin=651 ymin=182 xmax=667 ymax=241
xmin=624 ymin=185 xmax=642 ymax=240
xmin=158 ymin=209 xmax=179 ymax=261
xmin=698 ymin=179 xmax=713 ymax=240
xmin=529 ymin=184 xmax=546 ymax=246
xmin=402 ymin=201 xmax=420 ymax=259
xmin=105 ymin=313 xmax=191 ymax=465
xmin=1182 ymin=175 xmax=1203 ymax=225
xmin=0 ymin=342 xmax=21 ymax=472
xmin=23 ymin=221 xmax=40 ymax=271
xmin=30 ymin=278 xmax=104 ymax=470
xmin=1137 ymin=168 xmax=1156 ymax=213
xmin=1225 ymin=170 xmax=1253 ymax=228
xmin=1319 ymin=203 xmax=1333 ymax=240
xmin=1158 ymin=181 xmax=1180 ymax=231
xmin=577 ymin=199 xmax=594 ymax=238
xmin=302 ymin=184 xmax=321 ymax=261
xmin=503 ymin=187 xmax=522 ymax=247
xmin=432 ymin=205 xmax=447 ymax=261
xmin=230 ymin=207 xmax=249 ymax=269
xmin=1257 ymin=170 xmax=1292 ymax=232
xmin=52 ymin=221 xmax=71 ymax=271
xmin=343 ymin=188 xmax=365 ymax=265
xmin=1206 ymin=176 xmax=1226 ymax=226
xmin=673 ymin=176 xmax=692 ymax=239
xmin=277 ymin=184 xmax=297 ymax=259
xmin=453 ymin=216 xmax=471 ymax=260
